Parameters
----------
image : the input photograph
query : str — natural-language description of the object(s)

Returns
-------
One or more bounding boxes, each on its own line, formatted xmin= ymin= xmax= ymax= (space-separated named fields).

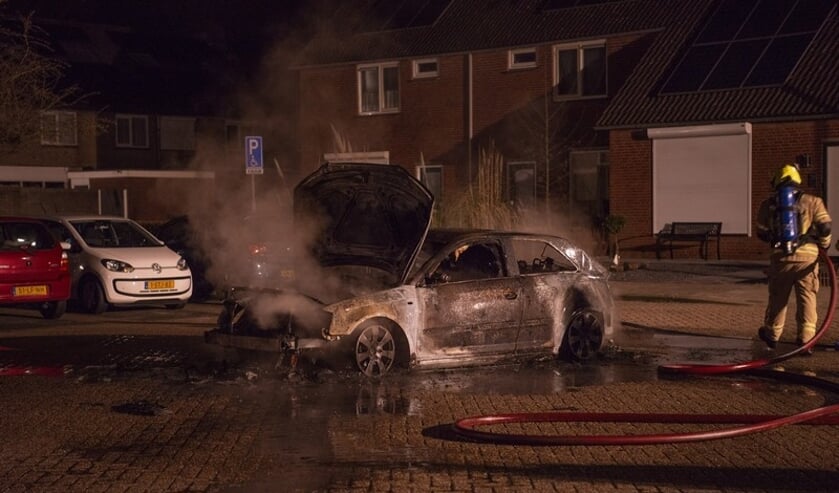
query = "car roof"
xmin=41 ymin=215 xmax=135 ymax=222
xmin=426 ymin=228 xmax=569 ymax=244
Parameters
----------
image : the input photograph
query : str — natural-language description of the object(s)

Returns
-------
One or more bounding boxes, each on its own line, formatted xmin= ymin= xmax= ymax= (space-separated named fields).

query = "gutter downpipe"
xmin=467 ymin=52 xmax=473 ymax=187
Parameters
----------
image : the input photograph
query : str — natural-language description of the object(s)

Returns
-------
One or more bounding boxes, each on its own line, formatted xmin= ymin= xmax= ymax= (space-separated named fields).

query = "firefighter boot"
xmin=758 ymin=327 xmax=777 ymax=349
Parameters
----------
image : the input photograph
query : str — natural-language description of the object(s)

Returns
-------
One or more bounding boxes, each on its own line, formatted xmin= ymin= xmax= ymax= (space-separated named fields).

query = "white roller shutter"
xmin=651 ymin=122 xmax=751 ymax=235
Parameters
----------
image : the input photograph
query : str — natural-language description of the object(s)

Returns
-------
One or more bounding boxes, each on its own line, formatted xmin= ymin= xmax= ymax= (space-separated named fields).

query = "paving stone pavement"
xmin=0 ymin=259 xmax=838 ymax=492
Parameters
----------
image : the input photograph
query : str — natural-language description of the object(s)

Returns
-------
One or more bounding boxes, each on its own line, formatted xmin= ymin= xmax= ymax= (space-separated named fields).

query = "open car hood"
xmin=294 ymin=162 xmax=434 ymax=283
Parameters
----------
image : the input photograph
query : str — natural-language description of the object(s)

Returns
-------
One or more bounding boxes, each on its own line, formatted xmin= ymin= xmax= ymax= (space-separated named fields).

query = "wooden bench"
xmin=656 ymin=222 xmax=722 ymax=260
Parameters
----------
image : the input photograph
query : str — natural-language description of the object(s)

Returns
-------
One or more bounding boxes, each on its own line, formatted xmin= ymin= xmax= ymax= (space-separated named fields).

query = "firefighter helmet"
xmin=772 ymin=164 xmax=802 ymax=188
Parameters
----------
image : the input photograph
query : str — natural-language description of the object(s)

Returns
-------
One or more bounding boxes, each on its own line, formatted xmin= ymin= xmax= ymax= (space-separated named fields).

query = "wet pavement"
xmin=0 ymin=258 xmax=838 ymax=492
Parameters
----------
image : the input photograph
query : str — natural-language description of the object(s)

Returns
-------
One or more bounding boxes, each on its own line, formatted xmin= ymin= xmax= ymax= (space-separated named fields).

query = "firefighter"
xmin=756 ymin=163 xmax=832 ymax=355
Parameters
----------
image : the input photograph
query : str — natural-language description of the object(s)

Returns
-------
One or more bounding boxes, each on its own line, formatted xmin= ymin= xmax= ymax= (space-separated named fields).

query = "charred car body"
xmin=206 ymin=162 xmax=615 ymax=377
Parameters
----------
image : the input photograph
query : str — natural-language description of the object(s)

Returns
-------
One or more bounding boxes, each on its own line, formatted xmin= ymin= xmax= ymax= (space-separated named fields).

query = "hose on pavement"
xmin=452 ymin=248 xmax=839 ymax=445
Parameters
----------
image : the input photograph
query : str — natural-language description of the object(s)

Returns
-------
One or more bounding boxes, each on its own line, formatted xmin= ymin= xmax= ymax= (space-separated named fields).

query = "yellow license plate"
xmin=280 ymin=270 xmax=295 ymax=279
xmin=14 ymin=285 xmax=48 ymax=297
xmin=145 ymin=280 xmax=175 ymax=290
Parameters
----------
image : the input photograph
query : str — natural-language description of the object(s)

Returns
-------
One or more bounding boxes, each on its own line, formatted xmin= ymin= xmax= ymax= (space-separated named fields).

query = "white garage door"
xmin=651 ymin=122 xmax=752 ymax=235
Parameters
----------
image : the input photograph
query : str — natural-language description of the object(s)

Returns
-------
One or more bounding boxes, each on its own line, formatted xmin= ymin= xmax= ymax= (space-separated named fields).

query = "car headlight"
xmin=177 ymin=257 xmax=188 ymax=271
xmin=102 ymin=259 xmax=134 ymax=273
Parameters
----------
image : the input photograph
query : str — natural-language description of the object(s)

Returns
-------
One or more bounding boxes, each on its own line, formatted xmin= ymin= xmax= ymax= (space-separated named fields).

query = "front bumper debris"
xmin=204 ymin=329 xmax=328 ymax=352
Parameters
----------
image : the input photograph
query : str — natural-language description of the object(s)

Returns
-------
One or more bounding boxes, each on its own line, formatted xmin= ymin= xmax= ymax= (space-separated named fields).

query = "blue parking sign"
xmin=245 ymin=136 xmax=263 ymax=175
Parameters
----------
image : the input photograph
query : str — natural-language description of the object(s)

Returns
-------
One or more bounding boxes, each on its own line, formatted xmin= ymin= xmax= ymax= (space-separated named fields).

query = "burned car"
xmin=205 ymin=162 xmax=615 ymax=377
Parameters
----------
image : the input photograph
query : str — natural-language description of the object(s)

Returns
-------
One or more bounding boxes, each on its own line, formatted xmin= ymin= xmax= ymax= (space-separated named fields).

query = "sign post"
xmin=244 ymin=136 xmax=263 ymax=212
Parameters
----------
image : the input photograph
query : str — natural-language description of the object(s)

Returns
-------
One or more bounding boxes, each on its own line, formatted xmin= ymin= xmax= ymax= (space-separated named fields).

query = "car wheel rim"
xmin=355 ymin=324 xmax=396 ymax=377
xmin=566 ymin=311 xmax=603 ymax=361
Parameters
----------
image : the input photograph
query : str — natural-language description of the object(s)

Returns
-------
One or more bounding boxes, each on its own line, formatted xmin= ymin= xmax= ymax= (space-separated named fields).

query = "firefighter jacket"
xmin=756 ymin=191 xmax=832 ymax=261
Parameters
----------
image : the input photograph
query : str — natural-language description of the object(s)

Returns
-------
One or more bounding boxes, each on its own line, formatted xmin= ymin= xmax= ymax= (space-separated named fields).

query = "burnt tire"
xmin=39 ymin=300 xmax=66 ymax=319
xmin=79 ymin=278 xmax=107 ymax=314
xmin=353 ymin=320 xmax=407 ymax=378
xmin=561 ymin=309 xmax=603 ymax=361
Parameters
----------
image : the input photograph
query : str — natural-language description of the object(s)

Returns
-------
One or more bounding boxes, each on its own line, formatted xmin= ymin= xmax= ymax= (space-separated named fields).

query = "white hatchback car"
xmin=40 ymin=215 xmax=192 ymax=313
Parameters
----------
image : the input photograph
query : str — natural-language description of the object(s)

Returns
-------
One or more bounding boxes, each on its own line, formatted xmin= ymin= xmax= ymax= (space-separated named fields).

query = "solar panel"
xmin=745 ymin=33 xmax=812 ymax=86
xmin=736 ymin=0 xmax=793 ymax=39
xmin=663 ymin=45 xmax=725 ymax=93
xmin=781 ymin=0 xmax=832 ymax=32
xmin=660 ymin=0 xmax=836 ymax=94
xmin=343 ymin=0 xmax=451 ymax=32
xmin=542 ymin=0 xmax=625 ymax=9
xmin=404 ymin=0 xmax=452 ymax=28
xmin=695 ymin=0 xmax=753 ymax=43
xmin=704 ymin=39 xmax=767 ymax=90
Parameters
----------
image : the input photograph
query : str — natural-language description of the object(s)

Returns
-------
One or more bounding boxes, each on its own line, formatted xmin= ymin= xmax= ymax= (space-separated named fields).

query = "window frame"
xmin=40 ymin=111 xmax=78 ymax=146
xmin=416 ymin=164 xmax=443 ymax=224
xmin=115 ymin=114 xmax=150 ymax=149
xmin=412 ymin=58 xmax=439 ymax=79
xmin=508 ymin=47 xmax=538 ymax=70
xmin=569 ymin=149 xmax=610 ymax=219
xmin=509 ymin=237 xmax=578 ymax=275
xmin=357 ymin=62 xmax=401 ymax=115
xmin=416 ymin=164 xmax=443 ymax=197
xmin=552 ymin=40 xmax=607 ymax=100
xmin=506 ymin=161 xmax=537 ymax=209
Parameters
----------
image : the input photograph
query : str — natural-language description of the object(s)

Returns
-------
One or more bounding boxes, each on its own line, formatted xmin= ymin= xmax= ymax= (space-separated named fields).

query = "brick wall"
xmin=298 ymin=56 xmax=468 ymax=184
xmin=297 ymin=33 xmax=646 ymax=214
xmin=0 ymin=188 xmax=98 ymax=216
xmin=0 ymin=112 xmax=99 ymax=168
xmin=610 ymin=119 xmax=839 ymax=260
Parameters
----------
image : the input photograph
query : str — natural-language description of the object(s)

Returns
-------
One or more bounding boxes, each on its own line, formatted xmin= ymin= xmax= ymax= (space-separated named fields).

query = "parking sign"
xmin=244 ymin=136 xmax=263 ymax=175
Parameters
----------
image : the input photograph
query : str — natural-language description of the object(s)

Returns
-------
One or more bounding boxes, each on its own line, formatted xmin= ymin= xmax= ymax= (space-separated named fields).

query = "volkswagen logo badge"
xmin=152 ymin=263 xmax=162 ymax=273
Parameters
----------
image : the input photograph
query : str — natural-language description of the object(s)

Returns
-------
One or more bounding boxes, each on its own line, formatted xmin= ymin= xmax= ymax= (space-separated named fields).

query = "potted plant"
xmin=601 ymin=214 xmax=626 ymax=267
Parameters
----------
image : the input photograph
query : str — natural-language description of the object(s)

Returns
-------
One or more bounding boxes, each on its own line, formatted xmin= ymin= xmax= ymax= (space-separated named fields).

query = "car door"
xmin=418 ymin=240 xmax=523 ymax=358
xmin=510 ymin=237 xmax=579 ymax=352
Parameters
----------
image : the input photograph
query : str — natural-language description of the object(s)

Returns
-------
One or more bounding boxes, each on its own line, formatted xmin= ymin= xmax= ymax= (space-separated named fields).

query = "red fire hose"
xmin=453 ymin=249 xmax=839 ymax=445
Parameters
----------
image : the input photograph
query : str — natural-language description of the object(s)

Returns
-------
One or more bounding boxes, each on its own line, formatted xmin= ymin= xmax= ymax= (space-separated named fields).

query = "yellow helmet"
xmin=772 ymin=164 xmax=801 ymax=188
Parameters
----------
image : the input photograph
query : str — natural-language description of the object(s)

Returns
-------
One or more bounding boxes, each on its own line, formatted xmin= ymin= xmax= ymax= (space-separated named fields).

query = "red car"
xmin=0 ymin=217 xmax=71 ymax=318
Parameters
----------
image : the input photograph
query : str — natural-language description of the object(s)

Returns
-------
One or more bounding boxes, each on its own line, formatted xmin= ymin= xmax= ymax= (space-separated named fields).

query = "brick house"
xmin=598 ymin=0 xmax=839 ymax=259
xmin=294 ymin=0 xmax=680 ymax=242
xmin=294 ymin=0 xmax=839 ymax=260
xmin=0 ymin=17 xmax=243 ymax=221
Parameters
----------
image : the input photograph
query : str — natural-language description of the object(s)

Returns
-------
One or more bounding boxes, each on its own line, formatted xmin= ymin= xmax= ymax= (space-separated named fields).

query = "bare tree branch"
xmin=0 ymin=1 xmax=81 ymax=150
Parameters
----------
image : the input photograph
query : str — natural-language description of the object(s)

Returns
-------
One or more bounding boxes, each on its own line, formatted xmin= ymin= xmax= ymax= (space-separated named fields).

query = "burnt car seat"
xmin=454 ymin=244 xmax=500 ymax=280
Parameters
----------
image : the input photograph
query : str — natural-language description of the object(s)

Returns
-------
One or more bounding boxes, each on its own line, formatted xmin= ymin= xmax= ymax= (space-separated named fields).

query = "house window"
xmin=507 ymin=161 xmax=536 ymax=209
xmin=159 ymin=116 xmax=196 ymax=151
xmin=553 ymin=41 xmax=607 ymax=99
xmin=570 ymin=150 xmax=609 ymax=220
xmin=509 ymin=47 xmax=537 ymax=69
xmin=115 ymin=114 xmax=149 ymax=148
xmin=225 ymin=121 xmax=255 ymax=149
xmin=412 ymin=58 xmax=439 ymax=79
xmin=416 ymin=165 xmax=442 ymax=200
xmin=358 ymin=63 xmax=400 ymax=114
xmin=40 ymin=111 xmax=77 ymax=146
xmin=417 ymin=165 xmax=443 ymax=224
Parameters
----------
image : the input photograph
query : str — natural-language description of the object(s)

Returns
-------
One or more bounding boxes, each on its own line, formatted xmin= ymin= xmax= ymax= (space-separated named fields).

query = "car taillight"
xmin=60 ymin=251 xmax=69 ymax=272
xmin=249 ymin=243 xmax=268 ymax=256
